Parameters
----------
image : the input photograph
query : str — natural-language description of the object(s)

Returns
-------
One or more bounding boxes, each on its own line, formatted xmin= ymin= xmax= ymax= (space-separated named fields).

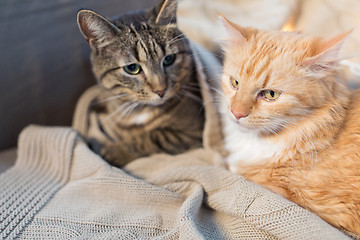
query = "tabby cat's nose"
xmin=154 ymin=89 xmax=167 ymax=98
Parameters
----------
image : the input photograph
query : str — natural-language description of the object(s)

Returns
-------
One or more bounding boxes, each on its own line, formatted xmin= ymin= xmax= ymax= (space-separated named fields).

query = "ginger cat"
xmin=219 ymin=16 xmax=360 ymax=236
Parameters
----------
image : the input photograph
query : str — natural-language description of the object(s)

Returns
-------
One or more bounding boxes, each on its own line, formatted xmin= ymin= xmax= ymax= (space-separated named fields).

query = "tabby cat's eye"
xmin=124 ymin=64 xmax=141 ymax=75
xmin=163 ymin=54 xmax=176 ymax=67
xmin=261 ymin=90 xmax=281 ymax=101
xmin=230 ymin=76 xmax=239 ymax=89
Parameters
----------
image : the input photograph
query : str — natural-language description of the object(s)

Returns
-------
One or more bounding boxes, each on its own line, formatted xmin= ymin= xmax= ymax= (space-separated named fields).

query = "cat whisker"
xmin=206 ymin=95 xmax=227 ymax=105
xmin=269 ymin=118 xmax=318 ymax=169
xmin=210 ymin=95 xmax=226 ymax=101
xmin=261 ymin=126 xmax=275 ymax=137
xmin=183 ymin=82 xmax=202 ymax=89
xmin=92 ymin=94 xmax=128 ymax=105
xmin=187 ymin=52 xmax=225 ymax=62
xmin=168 ymin=33 xmax=185 ymax=41
xmin=169 ymin=37 xmax=187 ymax=46
xmin=164 ymin=13 xmax=177 ymax=40
xmin=115 ymin=102 xmax=140 ymax=122
xmin=203 ymin=99 xmax=227 ymax=106
xmin=261 ymin=123 xmax=280 ymax=137
xmin=268 ymin=121 xmax=315 ymax=168
xmin=124 ymin=103 xmax=138 ymax=118
xmin=181 ymin=85 xmax=201 ymax=92
xmin=168 ymin=34 xmax=187 ymax=46
xmin=187 ymin=64 xmax=223 ymax=73
xmin=104 ymin=102 xmax=133 ymax=123
xmin=191 ymin=104 xmax=205 ymax=122
xmin=178 ymin=90 xmax=203 ymax=104
xmin=210 ymin=87 xmax=225 ymax=97
xmin=173 ymin=93 xmax=184 ymax=103
xmin=168 ymin=33 xmax=186 ymax=44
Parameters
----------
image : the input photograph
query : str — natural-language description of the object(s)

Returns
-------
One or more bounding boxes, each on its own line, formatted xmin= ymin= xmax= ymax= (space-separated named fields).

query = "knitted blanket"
xmin=0 ymin=43 xmax=351 ymax=239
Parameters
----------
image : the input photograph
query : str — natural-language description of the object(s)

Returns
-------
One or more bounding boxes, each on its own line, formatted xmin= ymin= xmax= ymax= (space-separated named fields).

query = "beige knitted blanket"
xmin=0 ymin=43 xmax=351 ymax=239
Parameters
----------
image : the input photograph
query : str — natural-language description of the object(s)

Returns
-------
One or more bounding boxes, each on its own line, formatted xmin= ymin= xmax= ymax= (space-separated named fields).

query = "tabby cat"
xmin=219 ymin=16 xmax=360 ymax=235
xmin=76 ymin=0 xmax=204 ymax=166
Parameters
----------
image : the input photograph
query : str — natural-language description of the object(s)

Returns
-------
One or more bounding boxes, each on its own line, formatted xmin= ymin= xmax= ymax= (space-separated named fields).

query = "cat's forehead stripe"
xmin=235 ymin=40 xmax=281 ymax=89
xmin=128 ymin=23 xmax=169 ymax=62
xmin=238 ymin=44 xmax=260 ymax=77
xmin=150 ymin=38 xmax=163 ymax=59
xmin=136 ymin=40 xmax=148 ymax=62
xmin=137 ymin=38 xmax=149 ymax=60
xmin=262 ymin=75 xmax=271 ymax=89
xmin=254 ymin=56 xmax=271 ymax=80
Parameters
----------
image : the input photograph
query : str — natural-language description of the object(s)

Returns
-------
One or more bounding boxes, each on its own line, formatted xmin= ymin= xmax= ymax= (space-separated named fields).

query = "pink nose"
xmin=154 ymin=89 xmax=167 ymax=98
xmin=231 ymin=109 xmax=248 ymax=120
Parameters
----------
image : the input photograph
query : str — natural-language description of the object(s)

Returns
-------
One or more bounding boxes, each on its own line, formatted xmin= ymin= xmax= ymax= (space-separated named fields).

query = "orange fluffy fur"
xmin=219 ymin=16 xmax=360 ymax=236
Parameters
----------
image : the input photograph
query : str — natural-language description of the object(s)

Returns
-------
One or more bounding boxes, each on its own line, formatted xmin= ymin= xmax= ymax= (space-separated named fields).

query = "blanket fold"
xmin=0 ymin=43 xmax=352 ymax=239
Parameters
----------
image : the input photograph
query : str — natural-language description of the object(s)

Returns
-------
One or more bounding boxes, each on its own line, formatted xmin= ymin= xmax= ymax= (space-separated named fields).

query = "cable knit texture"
xmin=0 ymin=43 xmax=351 ymax=240
xmin=0 ymin=126 xmax=77 ymax=239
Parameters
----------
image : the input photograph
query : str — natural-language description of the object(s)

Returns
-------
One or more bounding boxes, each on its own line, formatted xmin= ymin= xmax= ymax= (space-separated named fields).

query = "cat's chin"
xmin=142 ymin=95 xmax=174 ymax=107
xmin=228 ymin=115 xmax=256 ymax=133
xmin=235 ymin=123 xmax=259 ymax=134
xmin=233 ymin=121 xmax=278 ymax=136
xmin=143 ymin=100 xmax=166 ymax=107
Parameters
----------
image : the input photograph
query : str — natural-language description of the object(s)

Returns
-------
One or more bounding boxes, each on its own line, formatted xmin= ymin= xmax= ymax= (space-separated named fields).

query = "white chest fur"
xmin=132 ymin=112 xmax=152 ymax=125
xmin=223 ymin=116 xmax=284 ymax=171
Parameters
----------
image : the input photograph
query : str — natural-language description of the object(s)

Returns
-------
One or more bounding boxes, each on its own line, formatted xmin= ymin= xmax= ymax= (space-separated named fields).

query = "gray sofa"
xmin=0 ymin=0 xmax=157 ymax=172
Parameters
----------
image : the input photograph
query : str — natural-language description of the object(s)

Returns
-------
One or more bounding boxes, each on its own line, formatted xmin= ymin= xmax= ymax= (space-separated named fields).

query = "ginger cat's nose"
xmin=231 ymin=109 xmax=248 ymax=120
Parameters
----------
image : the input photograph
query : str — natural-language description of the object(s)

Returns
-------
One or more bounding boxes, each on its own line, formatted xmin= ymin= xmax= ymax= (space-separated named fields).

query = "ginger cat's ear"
xmin=302 ymin=30 xmax=353 ymax=74
xmin=218 ymin=14 xmax=254 ymax=45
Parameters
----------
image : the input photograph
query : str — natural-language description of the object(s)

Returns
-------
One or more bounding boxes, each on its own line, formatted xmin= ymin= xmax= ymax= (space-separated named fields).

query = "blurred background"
xmin=0 ymin=0 xmax=360 ymax=162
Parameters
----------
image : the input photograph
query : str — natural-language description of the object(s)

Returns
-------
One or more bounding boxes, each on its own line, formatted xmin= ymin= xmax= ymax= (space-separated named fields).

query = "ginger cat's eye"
xmin=230 ymin=76 xmax=239 ymax=89
xmin=124 ymin=64 xmax=142 ymax=75
xmin=261 ymin=90 xmax=281 ymax=101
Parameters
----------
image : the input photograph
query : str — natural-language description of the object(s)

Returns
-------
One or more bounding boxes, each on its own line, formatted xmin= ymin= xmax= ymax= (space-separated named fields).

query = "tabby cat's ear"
xmin=77 ymin=10 xmax=119 ymax=49
xmin=219 ymin=14 xmax=253 ymax=45
xmin=302 ymin=30 xmax=352 ymax=74
xmin=155 ymin=0 xmax=177 ymax=25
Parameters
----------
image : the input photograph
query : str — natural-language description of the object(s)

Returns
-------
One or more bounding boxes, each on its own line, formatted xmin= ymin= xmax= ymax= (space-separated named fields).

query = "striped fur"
xmin=77 ymin=0 xmax=204 ymax=166
xmin=220 ymin=16 xmax=360 ymax=236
